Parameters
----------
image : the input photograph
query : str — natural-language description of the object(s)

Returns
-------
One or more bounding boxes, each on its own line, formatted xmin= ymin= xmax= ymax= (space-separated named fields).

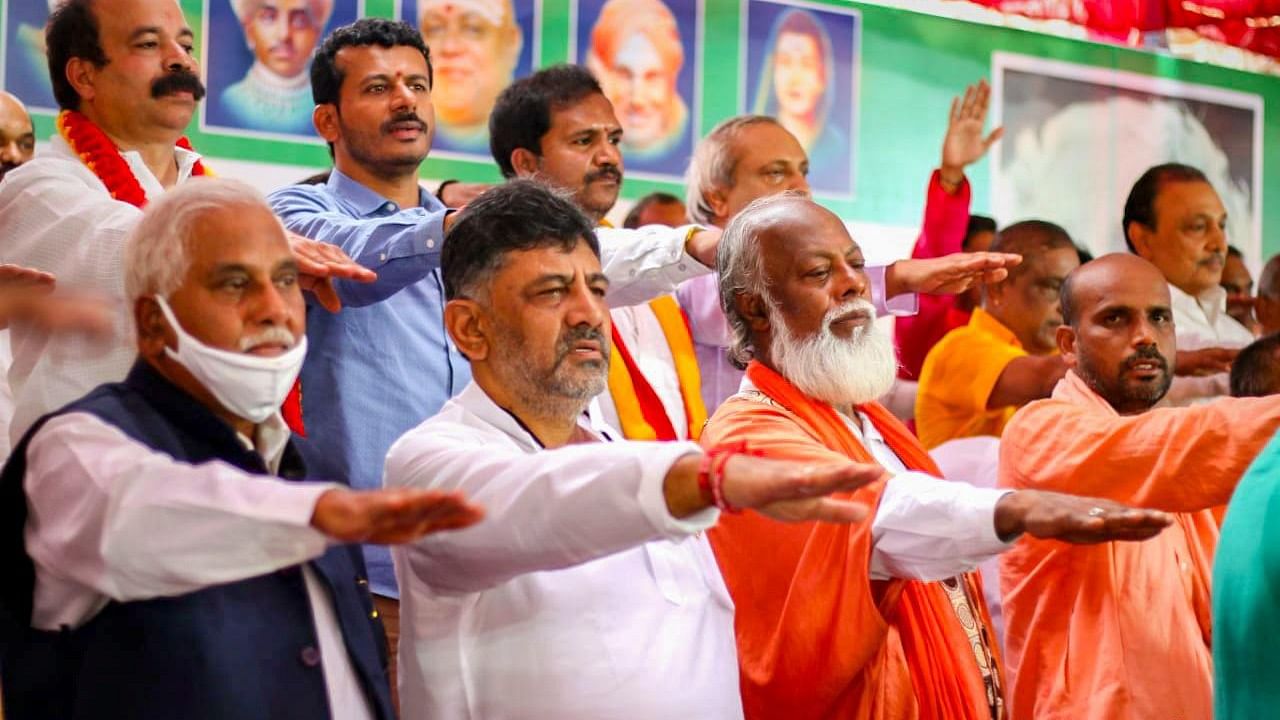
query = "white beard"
xmin=767 ymin=297 xmax=898 ymax=407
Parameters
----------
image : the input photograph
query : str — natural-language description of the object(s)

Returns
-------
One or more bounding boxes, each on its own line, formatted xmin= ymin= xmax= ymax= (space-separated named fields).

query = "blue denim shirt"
xmin=269 ymin=170 xmax=470 ymax=597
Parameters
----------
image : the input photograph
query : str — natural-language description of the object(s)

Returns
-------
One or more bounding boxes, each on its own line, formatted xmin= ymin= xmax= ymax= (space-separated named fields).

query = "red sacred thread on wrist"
xmin=699 ymin=441 xmax=763 ymax=514
xmin=57 ymin=110 xmax=209 ymax=209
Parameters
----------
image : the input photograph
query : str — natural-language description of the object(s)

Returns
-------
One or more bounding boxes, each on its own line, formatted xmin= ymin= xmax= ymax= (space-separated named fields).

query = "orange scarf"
xmin=607 ymin=296 xmax=706 ymax=440
xmin=744 ymin=360 xmax=1003 ymax=719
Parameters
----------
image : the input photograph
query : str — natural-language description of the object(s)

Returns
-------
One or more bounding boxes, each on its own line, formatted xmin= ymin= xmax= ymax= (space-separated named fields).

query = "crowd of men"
xmin=0 ymin=1 xmax=1277 ymax=719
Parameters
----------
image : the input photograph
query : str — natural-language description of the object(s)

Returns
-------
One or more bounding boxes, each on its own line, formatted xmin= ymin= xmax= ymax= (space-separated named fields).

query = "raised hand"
xmin=885 ymin=251 xmax=1023 ymax=297
xmin=438 ymin=181 xmax=493 ymax=209
xmin=311 ymin=487 xmax=485 ymax=545
xmin=287 ymin=232 xmax=378 ymax=313
xmin=0 ymin=264 xmax=114 ymax=337
xmin=940 ymin=79 xmax=1004 ymax=185
xmin=993 ymin=490 xmax=1172 ymax=544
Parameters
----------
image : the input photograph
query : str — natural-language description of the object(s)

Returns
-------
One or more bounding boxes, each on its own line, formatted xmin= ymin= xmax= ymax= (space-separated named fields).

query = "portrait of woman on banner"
xmin=748 ymin=3 xmax=856 ymax=195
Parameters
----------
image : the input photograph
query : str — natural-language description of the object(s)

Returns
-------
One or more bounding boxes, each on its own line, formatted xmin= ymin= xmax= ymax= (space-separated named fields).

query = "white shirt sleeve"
xmin=385 ymin=428 xmax=713 ymax=595
xmin=597 ymin=224 xmax=710 ymax=308
xmin=868 ymin=471 xmax=1014 ymax=581
xmin=24 ymin=412 xmax=336 ymax=629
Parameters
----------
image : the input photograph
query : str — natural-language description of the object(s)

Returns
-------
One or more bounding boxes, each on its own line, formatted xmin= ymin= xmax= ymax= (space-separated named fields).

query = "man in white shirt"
xmin=1123 ymin=162 xmax=1252 ymax=403
xmin=0 ymin=0 xmax=367 ymax=445
xmin=385 ymin=180 xmax=891 ymax=720
xmin=0 ymin=178 xmax=484 ymax=720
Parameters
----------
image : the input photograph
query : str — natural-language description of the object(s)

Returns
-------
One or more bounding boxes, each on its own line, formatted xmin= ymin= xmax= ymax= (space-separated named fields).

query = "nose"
xmin=249 ymin=280 xmax=295 ymax=334
xmin=163 ymin=39 xmax=196 ymax=74
xmin=1206 ymin=222 xmax=1227 ymax=254
xmin=0 ymin=140 xmax=20 ymax=163
xmin=833 ymin=259 xmax=869 ymax=301
xmin=595 ymin=138 xmax=622 ymax=169
xmin=389 ymin=79 xmax=417 ymax=112
xmin=564 ymin=279 xmax=607 ymax=331
xmin=786 ymin=170 xmax=810 ymax=195
xmin=1131 ymin=316 xmax=1158 ymax=349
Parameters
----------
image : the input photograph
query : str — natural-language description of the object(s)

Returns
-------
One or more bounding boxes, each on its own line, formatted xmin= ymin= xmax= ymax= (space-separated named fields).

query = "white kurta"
xmin=22 ymin=410 xmax=373 ymax=720
xmin=1166 ymin=282 xmax=1256 ymax=405
xmin=0 ymin=135 xmax=201 ymax=444
xmin=385 ymin=382 xmax=741 ymax=720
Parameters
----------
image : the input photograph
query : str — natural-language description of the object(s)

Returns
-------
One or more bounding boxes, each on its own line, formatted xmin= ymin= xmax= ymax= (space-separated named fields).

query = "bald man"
xmin=0 ymin=91 xmax=35 ymax=183
xmin=1255 ymin=254 xmax=1280 ymax=337
xmin=999 ymin=253 xmax=1280 ymax=720
xmin=916 ymin=220 xmax=1076 ymax=448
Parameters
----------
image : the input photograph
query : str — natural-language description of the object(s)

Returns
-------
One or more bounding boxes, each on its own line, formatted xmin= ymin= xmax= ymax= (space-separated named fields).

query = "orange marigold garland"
xmin=56 ymin=110 xmax=209 ymax=208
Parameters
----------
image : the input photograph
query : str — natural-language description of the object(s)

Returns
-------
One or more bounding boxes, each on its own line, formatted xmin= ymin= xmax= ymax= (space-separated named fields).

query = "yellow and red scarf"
xmin=607 ymin=295 xmax=706 ymax=441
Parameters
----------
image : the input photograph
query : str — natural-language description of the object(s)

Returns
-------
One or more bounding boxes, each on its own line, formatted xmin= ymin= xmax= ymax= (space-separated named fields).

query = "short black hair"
xmin=1227 ymin=245 xmax=1244 ymax=259
xmin=1231 ymin=333 xmax=1280 ymax=397
xmin=962 ymin=214 xmax=997 ymax=250
xmin=489 ymin=64 xmax=604 ymax=179
xmin=623 ymin=192 xmax=684 ymax=229
xmin=46 ymin=0 xmax=107 ymax=111
xmin=990 ymin=219 xmax=1076 ymax=283
xmin=311 ymin=18 xmax=432 ymax=107
xmin=1060 ymin=264 xmax=1082 ymax=327
xmin=1122 ymin=163 xmax=1210 ymax=252
xmin=442 ymin=179 xmax=600 ymax=301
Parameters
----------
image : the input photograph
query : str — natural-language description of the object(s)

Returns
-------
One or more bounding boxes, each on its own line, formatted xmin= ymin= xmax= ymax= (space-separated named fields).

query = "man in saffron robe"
xmin=998 ymin=253 xmax=1280 ymax=720
xmin=702 ymin=193 xmax=1173 ymax=719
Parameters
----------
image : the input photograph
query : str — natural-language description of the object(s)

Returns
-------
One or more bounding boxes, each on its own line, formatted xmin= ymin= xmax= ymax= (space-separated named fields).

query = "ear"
xmin=510 ymin=147 xmax=540 ymax=179
xmin=705 ymin=186 xmax=730 ymax=225
xmin=1056 ymin=324 xmax=1078 ymax=369
xmin=1127 ymin=221 xmax=1155 ymax=260
xmin=65 ymin=57 xmax=97 ymax=106
xmin=134 ymin=297 xmax=171 ymax=360
xmin=313 ymin=104 xmax=340 ymax=145
xmin=735 ymin=291 xmax=770 ymax=333
xmin=444 ymin=298 xmax=489 ymax=362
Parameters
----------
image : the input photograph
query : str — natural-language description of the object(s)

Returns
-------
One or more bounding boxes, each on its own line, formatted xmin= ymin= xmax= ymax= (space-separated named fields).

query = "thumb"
xmin=983 ymin=126 xmax=1005 ymax=149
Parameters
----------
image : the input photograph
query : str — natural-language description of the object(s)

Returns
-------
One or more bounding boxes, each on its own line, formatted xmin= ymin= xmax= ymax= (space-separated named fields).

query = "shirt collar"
xmin=48 ymin=134 xmax=202 ymax=202
xmin=969 ymin=307 xmax=1022 ymax=348
xmin=1167 ymin=281 xmax=1228 ymax=324
xmin=234 ymin=412 xmax=291 ymax=475
xmin=325 ymin=166 xmax=441 ymax=217
xmin=453 ymin=381 xmax=606 ymax=451
xmin=1051 ymin=369 xmax=1122 ymax=417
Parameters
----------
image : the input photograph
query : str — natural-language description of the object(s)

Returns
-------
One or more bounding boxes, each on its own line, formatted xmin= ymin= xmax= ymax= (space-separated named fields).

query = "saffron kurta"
xmin=998 ymin=370 xmax=1280 ymax=720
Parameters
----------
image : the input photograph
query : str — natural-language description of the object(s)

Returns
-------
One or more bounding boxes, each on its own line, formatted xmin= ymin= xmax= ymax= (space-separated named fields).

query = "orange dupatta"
xmin=740 ymin=360 xmax=1003 ymax=719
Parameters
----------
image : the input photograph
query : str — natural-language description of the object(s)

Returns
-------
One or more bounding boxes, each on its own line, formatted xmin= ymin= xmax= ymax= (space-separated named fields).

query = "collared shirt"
xmin=269 ymin=172 xmax=709 ymax=596
xmin=22 ymin=410 xmax=373 ymax=720
xmin=735 ymin=376 xmax=1013 ymax=582
xmin=677 ymin=266 xmax=918 ymax=413
xmin=1166 ymin=282 xmax=1256 ymax=405
xmin=916 ymin=307 xmax=1028 ymax=449
xmin=0 ymin=134 xmax=201 ymax=444
xmin=385 ymin=382 xmax=740 ymax=720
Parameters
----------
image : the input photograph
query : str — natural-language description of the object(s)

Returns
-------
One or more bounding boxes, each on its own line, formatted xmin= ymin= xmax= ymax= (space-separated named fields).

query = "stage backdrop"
xmin=1 ymin=0 xmax=1276 ymax=265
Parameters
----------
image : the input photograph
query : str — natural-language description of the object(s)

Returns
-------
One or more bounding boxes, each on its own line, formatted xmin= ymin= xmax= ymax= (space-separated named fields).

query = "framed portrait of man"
xmin=2 ymin=0 xmax=59 ymax=112
xmin=400 ymin=0 xmax=539 ymax=159
xmin=742 ymin=0 xmax=859 ymax=198
xmin=573 ymin=0 xmax=701 ymax=180
xmin=202 ymin=0 xmax=362 ymax=139
xmin=991 ymin=52 xmax=1263 ymax=265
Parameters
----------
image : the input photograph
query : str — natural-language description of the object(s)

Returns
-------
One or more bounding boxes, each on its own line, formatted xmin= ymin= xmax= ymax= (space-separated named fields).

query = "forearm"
xmin=914 ymin=169 xmax=971 ymax=259
xmin=598 ymin=225 xmax=709 ymax=308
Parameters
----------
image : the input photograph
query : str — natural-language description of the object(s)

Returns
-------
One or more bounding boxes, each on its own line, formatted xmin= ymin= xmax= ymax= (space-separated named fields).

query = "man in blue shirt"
xmin=267 ymin=19 xmax=722 ymax=690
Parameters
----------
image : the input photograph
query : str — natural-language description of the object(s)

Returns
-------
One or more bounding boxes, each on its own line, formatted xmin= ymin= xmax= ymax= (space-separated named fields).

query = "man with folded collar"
xmin=0 ymin=178 xmax=483 ymax=720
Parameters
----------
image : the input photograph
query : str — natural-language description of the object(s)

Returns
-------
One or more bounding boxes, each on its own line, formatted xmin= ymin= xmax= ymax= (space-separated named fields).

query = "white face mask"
xmin=154 ymin=296 xmax=307 ymax=424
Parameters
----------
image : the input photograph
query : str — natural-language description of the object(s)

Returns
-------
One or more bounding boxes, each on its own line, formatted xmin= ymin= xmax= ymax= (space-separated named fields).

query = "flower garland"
xmin=56 ymin=110 xmax=210 ymax=208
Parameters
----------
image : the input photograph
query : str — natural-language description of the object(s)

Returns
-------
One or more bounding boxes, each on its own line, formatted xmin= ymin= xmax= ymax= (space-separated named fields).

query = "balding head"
xmin=0 ymin=91 xmax=34 ymax=182
xmin=1058 ymin=254 xmax=1175 ymax=414
xmin=1254 ymin=254 xmax=1280 ymax=336
xmin=718 ymin=193 xmax=895 ymax=406
xmin=983 ymin=220 xmax=1079 ymax=353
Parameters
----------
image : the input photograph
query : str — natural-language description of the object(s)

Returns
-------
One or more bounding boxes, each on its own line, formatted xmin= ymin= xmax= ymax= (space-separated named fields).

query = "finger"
xmin=323 ymin=261 xmax=377 ymax=283
xmin=979 ymin=268 xmax=1009 ymax=285
xmin=798 ymin=498 xmax=870 ymax=524
xmin=959 ymin=83 xmax=978 ymax=119
xmin=307 ymin=278 xmax=343 ymax=313
xmin=983 ymin=126 xmax=1005 ymax=150
xmin=948 ymin=96 xmax=961 ymax=126
xmin=803 ymin=462 xmax=886 ymax=496
xmin=974 ymin=79 xmax=991 ymax=119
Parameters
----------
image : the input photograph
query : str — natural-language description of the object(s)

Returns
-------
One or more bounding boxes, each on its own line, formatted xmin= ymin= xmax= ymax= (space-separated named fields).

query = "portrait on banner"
xmin=203 ymin=0 xmax=360 ymax=138
xmin=992 ymin=52 xmax=1263 ymax=264
xmin=400 ymin=0 xmax=539 ymax=158
xmin=3 ymin=0 xmax=59 ymax=112
xmin=743 ymin=0 xmax=859 ymax=198
xmin=574 ymin=0 xmax=700 ymax=180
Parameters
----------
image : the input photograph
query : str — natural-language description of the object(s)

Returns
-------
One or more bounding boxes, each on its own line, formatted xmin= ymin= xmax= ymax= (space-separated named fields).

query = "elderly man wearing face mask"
xmin=0 ymin=178 xmax=483 ymax=720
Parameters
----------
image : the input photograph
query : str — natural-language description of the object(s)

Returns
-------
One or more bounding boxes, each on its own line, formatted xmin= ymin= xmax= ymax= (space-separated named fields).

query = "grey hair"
xmin=124 ymin=178 xmax=280 ymax=303
xmin=718 ymin=192 xmax=808 ymax=368
xmin=684 ymin=114 xmax=782 ymax=227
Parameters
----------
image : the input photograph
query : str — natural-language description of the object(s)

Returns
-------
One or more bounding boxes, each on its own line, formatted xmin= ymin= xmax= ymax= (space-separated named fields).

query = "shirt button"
xmin=629 ymin=269 xmax=638 ymax=277
xmin=678 ymin=263 xmax=687 ymax=272
xmin=300 ymin=646 xmax=322 ymax=667
xmin=426 ymin=239 xmax=435 ymax=249
xmin=379 ymin=253 xmax=387 ymax=262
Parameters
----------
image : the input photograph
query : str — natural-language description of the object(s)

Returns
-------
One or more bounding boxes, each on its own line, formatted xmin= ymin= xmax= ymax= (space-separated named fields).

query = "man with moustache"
xmin=0 ymin=0 xmax=367 ymax=446
xmin=0 ymin=91 xmax=35 ymax=183
xmin=222 ymin=0 xmax=333 ymax=135
xmin=701 ymin=194 xmax=1172 ymax=719
xmin=386 ymin=180 xmax=906 ymax=719
xmin=268 ymin=24 xmax=717 ymax=682
xmin=998 ymin=254 xmax=1280 ymax=720
xmin=0 ymin=178 xmax=484 ymax=720
xmin=1125 ymin=163 xmax=1252 ymax=403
